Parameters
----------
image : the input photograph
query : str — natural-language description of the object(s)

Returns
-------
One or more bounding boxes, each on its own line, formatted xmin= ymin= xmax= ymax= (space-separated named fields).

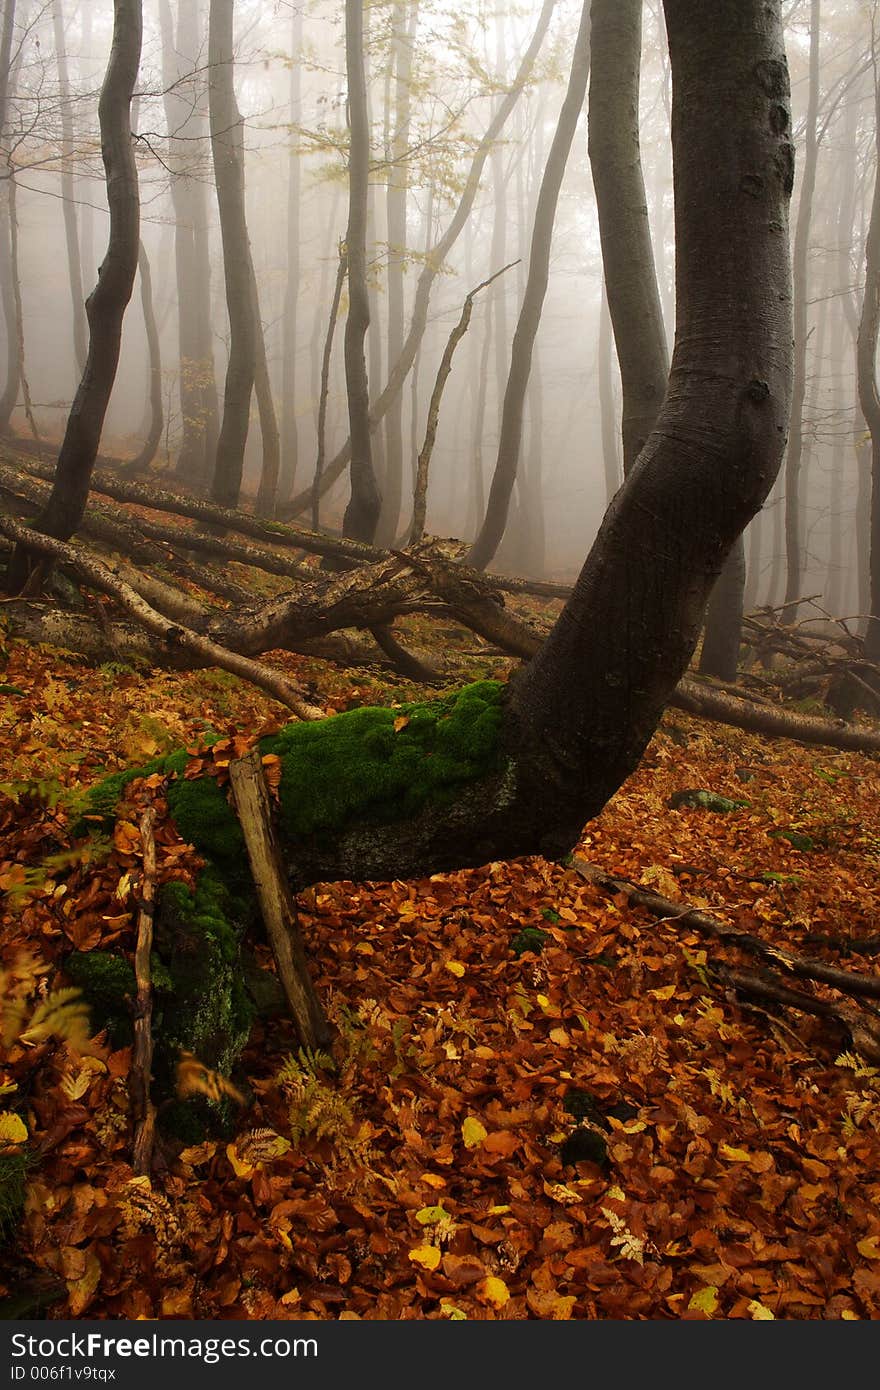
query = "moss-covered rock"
xmin=165 ymin=777 xmax=247 ymax=885
xmin=65 ymin=950 xmax=137 ymax=1045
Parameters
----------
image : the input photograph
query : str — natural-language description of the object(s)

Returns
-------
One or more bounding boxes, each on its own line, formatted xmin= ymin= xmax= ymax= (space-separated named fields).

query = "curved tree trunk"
xmin=208 ymin=0 xmax=255 ymax=511
xmin=252 ymin=265 xmax=281 ymax=518
xmin=52 ymin=0 xmax=88 ymax=378
xmin=597 ymin=282 xmax=621 ymax=505
xmin=342 ymin=0 xmax=381 ymax=543
xmin=6 ymin=0 xmax=142 ymax=587
xmin=509 ymin=0 xmax=793 ymax=861
xmin=781 ymin=0 xmax=820 ymax=621
xmin=469 ymin=0 xmax=590 ymax=570
xmin=588 ymin=0 xmax=668 ymax=475
xmin=698 ymin=537 xmax=746 ymax=681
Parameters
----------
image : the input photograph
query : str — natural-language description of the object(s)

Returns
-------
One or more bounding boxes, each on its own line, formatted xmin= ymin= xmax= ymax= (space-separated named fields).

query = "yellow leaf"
xmin=67 ymin=1249 xmax=101 ymax=1317
xmin=688 ymin=1286 xmax=719 ymax=1315
xmin=0 ymin=1112 xmax=28 ymax=1144
xmin=393 ymin=715 xmax=410 ymax=732
xmin=649 ymin=984 xmax=676 ymax=1000
xmin=408 ymin=1245 xmax=442 ymax=1271
xmin=415 ymin=1203 xmax=448 ymax=1226
xmin=856 ymin=1236 xmax=880 ymax=1260
xmin=420 ymin=1172 xmax=446 ymax=1189
xmin=549 ymin=1027 xmax=571 ymax=1047
xmin=444 ymin=960 xmax=465 ymax=978
xmin=440 ymin=1299 xmax=467 ymax=1320
xmin=461 ymin=1116 xmax=488 ymax=1149
xmin=747 ymin=1300 xmax=775 ymax=1320
xmin=718 ymin=1143 xmax=751 ymax=1163
xmin=226 ymin=1142 xmax=255 ymax=1179
xmin=488 ymin=1204 xmax=510 ymax=1215
xmin=476 ymin=1276 xmax=510 ymax=1309
xmin=841 ymin=1311 xmax=860 ymax=1320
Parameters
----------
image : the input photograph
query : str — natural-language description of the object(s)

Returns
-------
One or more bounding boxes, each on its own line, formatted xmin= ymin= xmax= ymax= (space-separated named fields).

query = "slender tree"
xmin=856 ymin=28 xmax=880 ymax=662
xmin=278 ymin=4 xmax=302 ymax=504
xmin=342 ymin=0 xmax=381 ymax=543
xmin=588 ymin=0 xmax=668 ymax=475
xmin=782 ymin=0 xmax=821 ymax=620
xmin=469 ymin=0 xmax=590 ymax=569
xmin=0 ymin=0 xmax=20 ymax=433
xmin=52 ymin=0 xmax=88 ymax=376
xmin=7 ymin=0 xmax=142 ymax=588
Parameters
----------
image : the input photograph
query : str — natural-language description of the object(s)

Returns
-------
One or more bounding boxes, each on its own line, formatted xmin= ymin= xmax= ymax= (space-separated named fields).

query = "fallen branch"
xmin=0 ymin=516 xmax=324 ymax=719
xmin=229 ymin=748 xmax=331 ymax=1050
xmin=131 ymin=806 xmax=157 ymax=1175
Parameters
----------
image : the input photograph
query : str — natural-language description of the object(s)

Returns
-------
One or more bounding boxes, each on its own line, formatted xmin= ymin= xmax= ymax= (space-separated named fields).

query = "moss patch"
xmin=165 ymin=778 xmax=247 ymax=884
xmin=261 ymin=679 xmax=505 ymax=841
xmin=0 ymin=1148 xmax=30 ymax=1240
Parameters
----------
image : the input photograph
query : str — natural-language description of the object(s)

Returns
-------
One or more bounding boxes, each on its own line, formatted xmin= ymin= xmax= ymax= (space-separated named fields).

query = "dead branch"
xmin=229 ymin=748 xmax=331 ymax=1050
xmin=132 ymin=806 xmax=157 ymax=1175
xmin=0 ymin=515 xmax=324 ymax=719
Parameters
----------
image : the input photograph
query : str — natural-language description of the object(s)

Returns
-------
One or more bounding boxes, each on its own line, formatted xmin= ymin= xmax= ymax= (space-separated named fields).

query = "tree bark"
xmin=781 ymin=0 xmax=820 ymax=622
xmin=208 ymin=0 xmax=255 ymax=511
xmin=588 ymin=0 xmax=668 ymax=475
xmin=597 ymin=281 xmax=621 ymax=506
xmin=6 ymin=0 xmax=142 ymax=588
xmin=312 ymin=245 xmax=347 ymax=530
xmin=469 ymin=0 xmax=590 ymax=569
xmin=341 ymin=0 xmax=380 ymax=543
xmin=252 ymin=266 xmax=281 ymax=518
xmin=697 ymin=536 xmax=746 ymax=682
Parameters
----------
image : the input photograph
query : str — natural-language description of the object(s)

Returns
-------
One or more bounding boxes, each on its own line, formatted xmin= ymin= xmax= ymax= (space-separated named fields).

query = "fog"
xmin=0 ymin=0 xmax=871 ymax=605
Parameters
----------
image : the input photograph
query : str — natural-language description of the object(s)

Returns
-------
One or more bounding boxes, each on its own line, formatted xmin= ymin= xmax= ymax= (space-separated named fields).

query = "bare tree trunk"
xmin=278 ymin=4 xmax=302 ymax=504
xmin=377 ymin=0 xmax=417 ymax=546
xmin=53 ymin=0 xmax=88 ymax=377
xmin=698 ymin=537 xmax=746 ymax=681
xmin=342 ymin=0 xmax=381 ymax=543
xmin=312 ymin=245 xmax=347 ymax=530
xmin=252 ymin=266 xmax=281 ymax=518
xmin=208 ymin=0 xmax=255 ymax=511
xmin=589 ymin=0 xmax=668 ymax=474
xmin=857 ymin=36 xmax=880 ymax=662
xmin=125 ymin=240 xmax=163 ymax=472
xmin=0 ymin=0 xmax=20 ymax=432
xmin=6 ymin=0 xmax=142 ymax=589
xmin=782 ymin=0 xmax=820 ymax=621
xmin=469 ymin=0 xmax=590 ymax=569
xmin=827 ymin=88 xmax=859 ymax=616
xmin=158 ymin=0 xmax=218 ymax=489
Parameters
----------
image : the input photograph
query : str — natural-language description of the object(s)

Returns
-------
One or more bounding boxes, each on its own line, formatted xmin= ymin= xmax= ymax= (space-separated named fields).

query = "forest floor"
xmin=1 ymin=622 xmax=880 ymax=1320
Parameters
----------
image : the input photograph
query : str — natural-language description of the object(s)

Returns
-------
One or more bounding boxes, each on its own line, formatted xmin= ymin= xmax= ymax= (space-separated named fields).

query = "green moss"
xmin=511 ymin=927 xmax=549 ymax=957
xmin=260 ymin=679 xmax=505 ymax=840
xmin=165 ymin=777 xmax=246 ymax=883
xmin=65 ymin=949 xmax=135 ymax=1007
xmin=76 ymin=748 xmax=189 ymax=832
xmin=155 ymin=868 xmax=253 ymax=1137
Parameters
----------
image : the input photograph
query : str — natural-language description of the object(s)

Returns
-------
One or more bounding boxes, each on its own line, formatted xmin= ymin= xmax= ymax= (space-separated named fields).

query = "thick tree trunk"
xmin=469 ymin=0 xmax=590 ymax=570
xmin=588 ymin=0 xmax=668 ymax=475
xmin=6 ymin=0 xmax=142 ymax=588
xmin=208 ymin=0 xmax=255 ymax=511
xmin=53 ymin=0 xmax=88 ymax=378
xmin=341 ymin=0 xmax=381 ymax=543
xmin=781 ymin=0 xmax=820 ymax=622
xmin=509 ymin=0 xmax=794 ymax=858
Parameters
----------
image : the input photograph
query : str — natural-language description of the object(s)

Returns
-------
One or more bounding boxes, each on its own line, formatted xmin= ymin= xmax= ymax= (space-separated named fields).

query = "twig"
xmin=131 ymin=806 xmax=157 ymax=1175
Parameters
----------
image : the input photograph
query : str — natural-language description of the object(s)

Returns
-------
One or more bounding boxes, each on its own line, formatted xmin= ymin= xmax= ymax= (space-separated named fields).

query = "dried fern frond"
xmin=175 ymin=1051 xmax=245 ymax=1106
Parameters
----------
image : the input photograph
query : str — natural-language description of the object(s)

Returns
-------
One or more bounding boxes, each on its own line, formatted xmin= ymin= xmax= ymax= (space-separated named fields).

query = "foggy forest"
xmin=1 ymin=0 xmax=880 ymax=1326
